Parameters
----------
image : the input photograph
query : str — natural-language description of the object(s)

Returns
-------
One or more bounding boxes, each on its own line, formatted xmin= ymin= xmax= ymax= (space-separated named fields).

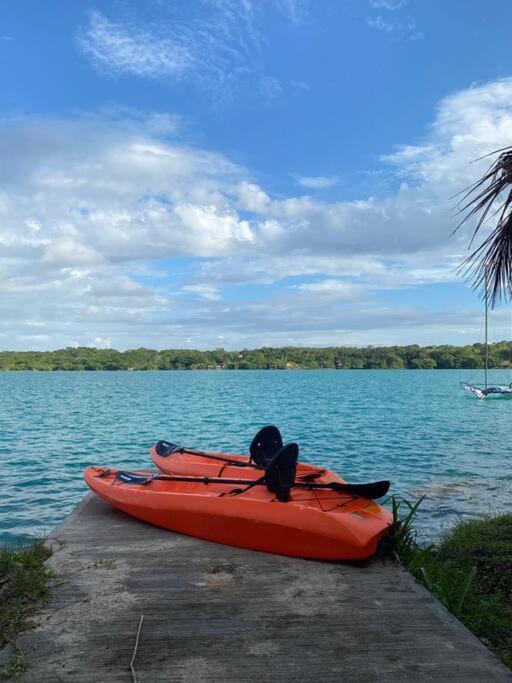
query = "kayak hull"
xmin=150 ymin=445 xmax=343 ymax=484
xmin=84 ymin=467 xmax=392 ymax=561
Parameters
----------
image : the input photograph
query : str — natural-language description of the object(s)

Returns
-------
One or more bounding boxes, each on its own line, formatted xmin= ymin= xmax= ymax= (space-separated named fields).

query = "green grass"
xmin=0 ymin=541 xmax=53 ymax=680
xmin=384 ymin=500 xmax=512 ymax=669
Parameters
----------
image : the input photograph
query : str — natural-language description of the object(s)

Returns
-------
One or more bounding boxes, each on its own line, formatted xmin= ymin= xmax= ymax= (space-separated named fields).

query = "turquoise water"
xmin=1 ymin=369 xmax=511 ymax=544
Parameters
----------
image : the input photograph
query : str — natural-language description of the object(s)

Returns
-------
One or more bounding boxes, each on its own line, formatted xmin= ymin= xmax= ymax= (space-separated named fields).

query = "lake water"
xmin=1 ymin=369 xmax=511 ymax=545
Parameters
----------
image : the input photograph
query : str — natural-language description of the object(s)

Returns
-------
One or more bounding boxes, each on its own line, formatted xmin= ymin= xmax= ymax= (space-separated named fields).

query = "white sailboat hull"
xmin=460 ymin=381 xmax=512 ymax=399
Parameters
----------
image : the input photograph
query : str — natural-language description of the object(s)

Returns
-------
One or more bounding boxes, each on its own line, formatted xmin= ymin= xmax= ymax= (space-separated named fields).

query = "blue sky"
xmin=1 ymin=0 xmax=512 ymax=350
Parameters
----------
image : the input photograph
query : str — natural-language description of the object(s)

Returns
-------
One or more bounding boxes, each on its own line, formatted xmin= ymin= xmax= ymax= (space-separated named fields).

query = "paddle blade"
xmin=334 ymin=480 xmax=390 ymax=500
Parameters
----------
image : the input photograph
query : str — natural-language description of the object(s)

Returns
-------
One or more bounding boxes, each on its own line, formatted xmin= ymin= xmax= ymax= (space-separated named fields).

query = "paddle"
xmin=175 ymin=447 xmax=258 ymax=468
xmin=154 ymin=440 xmax=258 ymax=468
xmin=154 ymin=426 xmax=284 ymax=470
xmin=155 ymin=445 xmax=324 ymax=480
xmin=301 ymin=479 xmax=390 ymax=500
xmin=110 ymin=470 xmax=390 ymax=501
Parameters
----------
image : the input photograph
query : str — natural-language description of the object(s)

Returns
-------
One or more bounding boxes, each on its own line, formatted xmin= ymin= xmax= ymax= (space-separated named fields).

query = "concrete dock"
xmin=17 ymin=493 xmax=511 ymax=682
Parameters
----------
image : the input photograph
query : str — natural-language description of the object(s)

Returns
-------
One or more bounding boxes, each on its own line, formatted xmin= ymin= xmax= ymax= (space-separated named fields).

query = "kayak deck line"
xmin=17 ymin=493 xmax=512 ymax=681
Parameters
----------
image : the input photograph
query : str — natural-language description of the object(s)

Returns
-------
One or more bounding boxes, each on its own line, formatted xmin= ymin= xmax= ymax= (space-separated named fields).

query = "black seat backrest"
xmin=249 ymin=425 xmax=283 ymax=467
xmin=155 ymin=440 xmax=180 ymax=457
xmin=264 ymin=442 xmax=298 ymax=502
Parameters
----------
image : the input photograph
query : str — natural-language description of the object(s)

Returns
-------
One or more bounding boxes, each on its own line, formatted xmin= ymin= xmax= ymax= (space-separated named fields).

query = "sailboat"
xmin=460 ymin=273 xmax=512 ymax=399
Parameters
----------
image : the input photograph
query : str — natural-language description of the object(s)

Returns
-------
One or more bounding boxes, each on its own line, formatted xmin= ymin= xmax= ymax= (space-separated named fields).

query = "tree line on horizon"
xmin=0 ymin=343 xmax=511 ymax=371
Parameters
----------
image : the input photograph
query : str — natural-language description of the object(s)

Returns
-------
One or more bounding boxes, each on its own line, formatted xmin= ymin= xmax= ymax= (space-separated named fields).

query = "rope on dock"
xmin=129 ymin=614 xmax=144 ymax=683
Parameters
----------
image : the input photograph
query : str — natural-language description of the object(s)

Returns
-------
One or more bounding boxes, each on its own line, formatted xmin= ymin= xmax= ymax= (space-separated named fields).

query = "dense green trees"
xmin=0 ymin=342 xmax=511 ymax=371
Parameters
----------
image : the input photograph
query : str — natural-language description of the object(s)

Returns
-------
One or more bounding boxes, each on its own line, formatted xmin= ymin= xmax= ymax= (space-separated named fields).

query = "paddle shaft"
xmin=160 ymin=448 xmax=323 ymax=480
xmin=144 ymin=472 xmax=389 ymax=500
xmin=171 ymin=447 xmax=259 ymax=469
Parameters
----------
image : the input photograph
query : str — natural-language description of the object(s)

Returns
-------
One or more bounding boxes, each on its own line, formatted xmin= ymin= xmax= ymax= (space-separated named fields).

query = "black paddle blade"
xmin=332 ymin=480 xmax=390 ymax=500
xmin=249 ymin=425 xmax=283 ymax=467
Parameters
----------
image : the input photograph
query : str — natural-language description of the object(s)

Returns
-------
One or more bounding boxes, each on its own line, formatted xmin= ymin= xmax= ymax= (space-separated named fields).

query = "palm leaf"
xmin=455 ymin=145 xmax=512 ymax=306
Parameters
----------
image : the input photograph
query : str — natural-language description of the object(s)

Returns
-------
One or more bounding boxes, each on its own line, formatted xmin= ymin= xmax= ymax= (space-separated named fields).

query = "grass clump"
xmin=383 ymin=500 xmax=512 ymax=669
xmin=0 ymin=541 xmax=53 ymax=679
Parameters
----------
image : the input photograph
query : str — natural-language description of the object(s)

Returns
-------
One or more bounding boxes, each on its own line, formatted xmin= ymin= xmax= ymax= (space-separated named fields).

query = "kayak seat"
xmin=219 ymin=441 xmax=298 ymax=501
xmin=264 ymin=442 xmax=299 ymax=502
xmin=249 ymin=425 xmax=283 ymax=468
xmin=117 ymin=471 xmax=149 ymax=485
xmin=155 ymin=440 xmax=181 ymax=457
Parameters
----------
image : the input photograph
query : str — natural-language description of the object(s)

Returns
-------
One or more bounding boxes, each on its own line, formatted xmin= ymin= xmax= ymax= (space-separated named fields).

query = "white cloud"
xmin=24 ymin=320 xmax=46 ymax=327
xmin=367 ymin=0 xmax=419 ymax=39
xmin=77 ymin=12 xmax=193 ymax=80
xmin=295 ymin=279 xmax=364 ymax=300
xmin=291 ymin=80 xmax=310 ymax=93
xmin=42 ymin=238 xmax=103 ymax=267
xmin=370 ymin=0 xmax=408 ymax=10
xmin=295 ymin=175 xmax=340 ymax=189
xmin=367 ymin=15 xmax=422 ymax=40
xmin=259 ymin=76 xmax=284 ymax=102
xmin=367 ymin=15 xmax=394 ymax=33
xmin=1 ymin=78 xmax=512 ymax=349
xmin=173 ymin=204 xmax=254 ymax=254
xmin=236 ymin=182 xmax=270 ymax=213
xmin=77 ymin=3 xmax=308 ymax=101
xmin=92 ymin=336 xmax=112 ymax=349
xmin=182 ymin=284 xmax=221 ymax=301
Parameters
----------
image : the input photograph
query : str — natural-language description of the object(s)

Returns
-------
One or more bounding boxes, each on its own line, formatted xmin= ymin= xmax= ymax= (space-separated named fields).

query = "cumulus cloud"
xmin=93 ymin=336 xmax=112 ymax=349
xmin=2 ymin=78 xmax=512 ymax=349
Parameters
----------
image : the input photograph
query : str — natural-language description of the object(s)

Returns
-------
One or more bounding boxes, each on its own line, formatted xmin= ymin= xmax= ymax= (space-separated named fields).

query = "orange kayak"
xmin=150 ymin=442 xmax=341 ymax=483
xmin=84 ymin=446 xmax=391 ymax=561
xmin=150 ymin=426 xmax=342 ymax=484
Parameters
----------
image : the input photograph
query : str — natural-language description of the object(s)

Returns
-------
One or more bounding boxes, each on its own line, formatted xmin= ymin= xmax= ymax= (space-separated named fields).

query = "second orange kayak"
xmin=150 ymin=442 xmax=342 ymax=483
xmin=150 ymin=424 xmax=345 ymax=486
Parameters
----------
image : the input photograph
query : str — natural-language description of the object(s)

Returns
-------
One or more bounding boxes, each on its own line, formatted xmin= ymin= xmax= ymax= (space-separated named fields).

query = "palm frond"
xmin=455 ymin=145 xmax=512 ymax=306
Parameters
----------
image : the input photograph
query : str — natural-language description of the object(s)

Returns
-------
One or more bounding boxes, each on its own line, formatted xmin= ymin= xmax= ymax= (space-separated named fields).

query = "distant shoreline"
xmin=0 ymin=343 xmax=511 ymax=371
xmin=0 ymin=367 xmax=508 ymax=372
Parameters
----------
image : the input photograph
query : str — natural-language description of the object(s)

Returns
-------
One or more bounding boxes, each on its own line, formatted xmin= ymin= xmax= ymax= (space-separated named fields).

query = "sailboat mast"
xmin=484 ymin=268 xmax=488 ymax=389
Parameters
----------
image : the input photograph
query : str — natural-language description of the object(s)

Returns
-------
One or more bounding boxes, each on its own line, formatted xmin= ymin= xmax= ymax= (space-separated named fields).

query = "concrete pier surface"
xmin=18 ymin=493 xmax=511 ymax=682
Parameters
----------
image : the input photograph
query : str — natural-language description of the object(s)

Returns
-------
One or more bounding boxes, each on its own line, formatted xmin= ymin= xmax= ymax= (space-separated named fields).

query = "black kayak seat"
xmin=249 ymin=425 xmax=284 ymax=468
xmin=264 ymin=442 xmax=299 ymax=502
xmin=155 ymin=440 xmax=181 ymax=457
